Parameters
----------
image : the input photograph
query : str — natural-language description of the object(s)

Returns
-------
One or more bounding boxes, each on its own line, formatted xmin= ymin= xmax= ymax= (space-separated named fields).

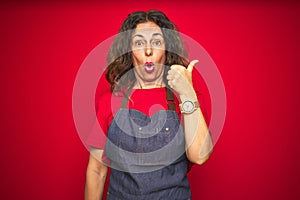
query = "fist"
xmin=167 ymin=60 xmax=199 ymax=96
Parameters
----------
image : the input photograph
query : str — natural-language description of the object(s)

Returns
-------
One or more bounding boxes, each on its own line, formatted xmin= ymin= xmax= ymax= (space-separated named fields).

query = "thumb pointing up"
xmin=187 ymin=60 xmax=199 ymax=73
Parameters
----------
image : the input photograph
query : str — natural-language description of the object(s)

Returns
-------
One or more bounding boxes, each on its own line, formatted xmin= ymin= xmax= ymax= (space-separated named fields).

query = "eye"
xmin=134 ymin=40 xmax=145 ymax=47
xmin=152 ymin=40 xmax=162 ymax=47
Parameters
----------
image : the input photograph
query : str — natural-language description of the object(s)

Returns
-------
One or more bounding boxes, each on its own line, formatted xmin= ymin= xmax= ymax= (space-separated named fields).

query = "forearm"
xmin=167 ymin=60 xmax=213 ymax=164
xmin=180 ymin=92 xmax=213 ymax=165
xmin=85 ymin=153 xmax=108 ymax=200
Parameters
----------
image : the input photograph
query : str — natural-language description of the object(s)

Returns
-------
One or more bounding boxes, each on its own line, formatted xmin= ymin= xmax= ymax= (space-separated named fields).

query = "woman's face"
xmin=131 ymin=21 xmax=166 ymax=87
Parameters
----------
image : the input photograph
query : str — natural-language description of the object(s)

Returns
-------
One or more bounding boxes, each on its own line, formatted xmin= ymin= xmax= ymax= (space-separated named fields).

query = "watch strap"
xmin=179 ymin=100 xmax=200 ymax=113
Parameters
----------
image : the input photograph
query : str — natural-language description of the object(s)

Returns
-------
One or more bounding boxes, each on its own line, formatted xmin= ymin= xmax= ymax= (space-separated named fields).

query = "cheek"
xmin=132 ymin=50 xmax=144 ymax=66
xmin=155 ymin=50 xmax=166 ymax=63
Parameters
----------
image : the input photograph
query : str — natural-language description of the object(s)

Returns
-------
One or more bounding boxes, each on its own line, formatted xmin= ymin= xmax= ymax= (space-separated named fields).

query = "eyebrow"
xmin=152 ymin=33 xmax=163 ymax=37
xmin=132 ymin=32 xmax=163 ymax=39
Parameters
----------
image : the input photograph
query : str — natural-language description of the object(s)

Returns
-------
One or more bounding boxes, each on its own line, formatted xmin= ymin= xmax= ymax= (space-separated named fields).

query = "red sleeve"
xmin=86 ymin=92 xmax=112 ymax=149
xmin=95 ymin=69 xmax=111 ymax=113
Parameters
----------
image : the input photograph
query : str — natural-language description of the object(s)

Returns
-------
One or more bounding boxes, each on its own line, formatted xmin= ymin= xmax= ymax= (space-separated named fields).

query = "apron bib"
xmin=104 ymin=87 xmax=191 ymax=200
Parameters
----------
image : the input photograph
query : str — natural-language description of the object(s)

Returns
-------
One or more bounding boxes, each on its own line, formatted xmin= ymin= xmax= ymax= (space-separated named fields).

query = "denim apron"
xmin=104 ymin=87 xmax=191 ymax=200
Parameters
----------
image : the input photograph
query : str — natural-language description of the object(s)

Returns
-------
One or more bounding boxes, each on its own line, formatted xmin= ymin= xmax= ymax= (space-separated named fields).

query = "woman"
xmin=85 ymin=10 xmax=213 ymax=200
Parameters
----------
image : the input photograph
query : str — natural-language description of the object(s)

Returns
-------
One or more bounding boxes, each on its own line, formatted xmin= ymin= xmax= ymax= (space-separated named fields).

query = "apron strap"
xmin=166 ymin=87 xmax=176 ymax=111
xmin=121 ymin=86 xmax=134 ymax=109
xmin=120 ymin=86 xmax=176 ymax=111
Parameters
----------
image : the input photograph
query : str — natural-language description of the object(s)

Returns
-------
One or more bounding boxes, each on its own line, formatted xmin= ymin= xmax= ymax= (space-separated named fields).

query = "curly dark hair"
xmin=106 ymin=10 xmax=189 ymax=93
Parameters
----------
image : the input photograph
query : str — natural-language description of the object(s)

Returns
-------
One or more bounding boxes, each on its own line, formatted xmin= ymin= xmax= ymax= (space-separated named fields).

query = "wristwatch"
xmin=179 ymin=100 xmax=200 ymax=114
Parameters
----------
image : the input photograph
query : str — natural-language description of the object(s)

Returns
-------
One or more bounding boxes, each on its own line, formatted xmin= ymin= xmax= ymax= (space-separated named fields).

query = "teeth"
xmin=145 ymin=64 xmax=154 ymax=72
xmin=146 ymin=66 xmax=153 ymax=70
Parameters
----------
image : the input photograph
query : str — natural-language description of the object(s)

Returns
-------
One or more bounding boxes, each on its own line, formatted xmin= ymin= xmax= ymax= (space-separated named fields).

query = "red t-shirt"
xmin=87 ymin=69 xmax=210 ymax=149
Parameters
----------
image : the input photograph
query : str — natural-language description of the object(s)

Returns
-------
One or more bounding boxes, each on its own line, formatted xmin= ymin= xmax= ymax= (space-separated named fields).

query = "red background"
xmin=1 ymin=1 xmax=300 ymax=199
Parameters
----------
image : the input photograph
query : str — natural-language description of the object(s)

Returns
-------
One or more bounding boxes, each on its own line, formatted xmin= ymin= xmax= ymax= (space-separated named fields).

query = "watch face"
xmin=182 ymin=101 xmax=194 ymax=113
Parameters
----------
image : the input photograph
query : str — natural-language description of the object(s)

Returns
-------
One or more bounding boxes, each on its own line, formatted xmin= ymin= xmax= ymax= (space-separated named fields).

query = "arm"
xmin=167 ymin=60 xmax=213 ymax=165
xmin=85 ymin=148 xmax=108 ymax=200
xmin=180 ymin=90 xmax=213 ymax=165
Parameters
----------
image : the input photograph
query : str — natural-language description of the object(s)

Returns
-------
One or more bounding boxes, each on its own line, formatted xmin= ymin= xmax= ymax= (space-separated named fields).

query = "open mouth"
xmin=144 ymin=62 xmax=155 ymax=73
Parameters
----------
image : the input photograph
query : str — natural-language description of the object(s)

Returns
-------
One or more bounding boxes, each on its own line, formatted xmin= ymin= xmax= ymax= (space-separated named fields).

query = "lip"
xmin=145 ymin=62 xmax=154 ymax=66
xmin=144 ymin=62 xmax=155 ymax=73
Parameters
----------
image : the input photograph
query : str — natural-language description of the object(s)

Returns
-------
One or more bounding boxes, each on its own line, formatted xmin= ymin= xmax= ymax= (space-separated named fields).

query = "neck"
xmin=134 ymin=78 xmax=165 ymax=89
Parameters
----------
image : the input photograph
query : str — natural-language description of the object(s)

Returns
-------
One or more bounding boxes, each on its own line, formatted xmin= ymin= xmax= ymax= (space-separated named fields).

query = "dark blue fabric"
xmin=104 ymin=109 xmax=191 ymax=200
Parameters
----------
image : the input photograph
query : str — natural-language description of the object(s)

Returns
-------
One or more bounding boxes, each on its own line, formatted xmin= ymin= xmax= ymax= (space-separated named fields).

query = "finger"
xmin=166 ymin=74 xmax=174 ymax=81
xmin=170 ymin=64 xmax=183 ymax=70
xmin=168 ymin=78 xmax=177 ymax=86
xmin=169 ymin=66 xmax=185 ymax=77
xmin=170 ymin=65 xmax=186 ymax=74
xmin=171 ymin=79 xmax=176 ymax=86
xmin=168 ymin=80 xmax=173 ymax=88
xmin=167 ymin=68 xmax=176 ymax=76
xmin=187 ymin=60 xmax=199 ymax=72
xmin=174 ymin=73 xmax=181 ymax=79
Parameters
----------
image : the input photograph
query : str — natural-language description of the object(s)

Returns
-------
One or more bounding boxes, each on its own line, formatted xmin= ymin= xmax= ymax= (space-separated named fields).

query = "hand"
xmin=167 ymin=60 xmax=199 ymax=97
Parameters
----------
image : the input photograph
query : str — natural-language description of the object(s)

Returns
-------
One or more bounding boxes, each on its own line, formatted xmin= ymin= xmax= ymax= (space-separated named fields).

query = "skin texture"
xmin=85 ymin=149 xmax=107 ymax=200
xmin=131 ymin=22 xmax=166 ymax=89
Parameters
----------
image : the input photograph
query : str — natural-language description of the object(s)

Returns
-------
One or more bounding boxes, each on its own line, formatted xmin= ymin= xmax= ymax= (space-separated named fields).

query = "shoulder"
xmin=98 ymin=90 xmax=113 ymax=101
xmin=96 ymin=90 xmax=124 ymax=116
xmin=95 ymin=91 xmax=112 ymax=112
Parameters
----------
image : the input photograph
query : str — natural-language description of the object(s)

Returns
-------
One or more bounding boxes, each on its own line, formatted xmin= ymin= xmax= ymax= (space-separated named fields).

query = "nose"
xmin=144 ymin=45 xmax=153 ymax=56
